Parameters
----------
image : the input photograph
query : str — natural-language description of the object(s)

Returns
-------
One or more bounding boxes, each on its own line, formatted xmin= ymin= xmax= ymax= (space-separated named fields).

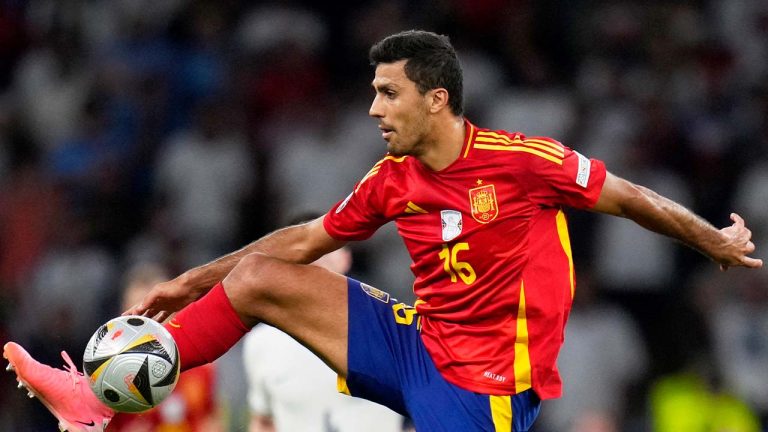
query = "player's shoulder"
xmin=354 ymin=153 xmax=411 ymax=189
xmin=471 ymin=127 xmax=567 ymax=166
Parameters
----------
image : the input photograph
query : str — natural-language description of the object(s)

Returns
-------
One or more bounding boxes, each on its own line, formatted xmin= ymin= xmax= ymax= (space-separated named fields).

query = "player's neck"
xmin=417 ymin=116 xmax=466 ymax=172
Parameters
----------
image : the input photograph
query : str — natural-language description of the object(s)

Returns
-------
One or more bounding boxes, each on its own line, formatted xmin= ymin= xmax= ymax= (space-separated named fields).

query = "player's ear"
xmin=427 ymin=88 xmax=450 ymax=114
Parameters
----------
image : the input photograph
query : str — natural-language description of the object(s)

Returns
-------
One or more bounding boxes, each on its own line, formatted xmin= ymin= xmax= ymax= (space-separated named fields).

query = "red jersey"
xmin=323 ymin=120 xmax=606 ymax=398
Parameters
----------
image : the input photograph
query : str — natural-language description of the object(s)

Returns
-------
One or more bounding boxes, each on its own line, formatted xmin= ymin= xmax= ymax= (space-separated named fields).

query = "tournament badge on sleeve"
xmin=469 ymin=184 xmax=498 ymax=223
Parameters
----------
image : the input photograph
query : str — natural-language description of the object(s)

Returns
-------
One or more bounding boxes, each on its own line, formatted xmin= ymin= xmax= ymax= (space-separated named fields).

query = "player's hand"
xmin=123 ymin=275 xmax=206 ymax=322
xmin=717 ymin=213 xmax=763 ymax=271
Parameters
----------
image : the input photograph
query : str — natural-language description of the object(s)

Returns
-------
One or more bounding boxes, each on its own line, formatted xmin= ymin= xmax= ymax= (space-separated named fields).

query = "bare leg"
xmin=223 ymin=252 xmax=349 ymax=376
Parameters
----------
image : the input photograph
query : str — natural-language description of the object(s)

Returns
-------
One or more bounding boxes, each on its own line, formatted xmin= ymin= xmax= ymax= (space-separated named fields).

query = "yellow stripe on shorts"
xmin=490 ymin=395 xmax=512 ymax=430
xmin=337 ymin=375 xmax=351 ymax=395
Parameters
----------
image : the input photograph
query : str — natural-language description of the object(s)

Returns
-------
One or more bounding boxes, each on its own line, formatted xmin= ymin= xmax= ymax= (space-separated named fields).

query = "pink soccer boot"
xmin=4 ymin=342 xmax=114 ymax=432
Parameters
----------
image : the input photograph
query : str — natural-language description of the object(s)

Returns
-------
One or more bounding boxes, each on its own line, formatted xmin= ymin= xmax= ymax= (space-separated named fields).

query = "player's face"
xmin=369 ymin=60 xmax=431 ymax=156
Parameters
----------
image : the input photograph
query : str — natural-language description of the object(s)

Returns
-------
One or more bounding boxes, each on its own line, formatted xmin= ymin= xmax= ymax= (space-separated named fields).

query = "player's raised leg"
xmin=222 ymin=251 xmax=349 ymax=376
xmin=159 ymin=250 xmax=349 ymax=376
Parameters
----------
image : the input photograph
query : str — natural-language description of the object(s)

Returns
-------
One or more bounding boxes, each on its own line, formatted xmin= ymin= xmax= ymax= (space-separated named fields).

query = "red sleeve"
xmin=521 ymin=137 xmax=607 ymax=209
xmin=323 ymin=161 xmax=389 ymax=241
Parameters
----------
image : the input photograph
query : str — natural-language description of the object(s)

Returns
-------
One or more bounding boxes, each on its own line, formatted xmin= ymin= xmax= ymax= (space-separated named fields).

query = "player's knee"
xmin=223 ymin=252 xmax=282 ymax=312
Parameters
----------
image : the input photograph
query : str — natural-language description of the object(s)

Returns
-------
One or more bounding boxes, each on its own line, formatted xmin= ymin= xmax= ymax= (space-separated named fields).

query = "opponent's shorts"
xmin=340 ymin=278 xmax=541 ymax=432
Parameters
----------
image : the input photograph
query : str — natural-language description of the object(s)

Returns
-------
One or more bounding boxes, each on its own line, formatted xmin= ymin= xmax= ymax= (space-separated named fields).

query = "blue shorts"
xmin=341 ymin=278 xmax=541 ymax=431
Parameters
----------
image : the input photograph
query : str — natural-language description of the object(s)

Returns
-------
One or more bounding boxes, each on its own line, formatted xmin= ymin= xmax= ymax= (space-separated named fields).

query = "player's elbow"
xmin=619 ymin=183 xmax=659 ymax=219
xmin=592 ymin=173 xmax=648 ymax=218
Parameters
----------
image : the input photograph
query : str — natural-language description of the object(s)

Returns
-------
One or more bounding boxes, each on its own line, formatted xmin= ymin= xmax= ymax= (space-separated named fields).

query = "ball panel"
xmin=99 ymin=378 xmax=151 ymax=413
xmin=122 ymin=336 xmax=173 ymax=363
xmin=132 ymin=355 xmax=154 ymax=406
xmin=153 ymin=344 xmax=180 ymax=387
xmin=103 ymin=388 xmax=120 ymax=403
xmin=127 ymin=317 xmax=146 ymax=326
xmin=83 ymin=356 xmax=114 ymax=383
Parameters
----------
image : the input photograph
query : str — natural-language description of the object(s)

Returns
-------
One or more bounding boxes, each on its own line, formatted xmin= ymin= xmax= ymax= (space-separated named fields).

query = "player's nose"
xmin=369 ymin=94 xmax=384 ymax=118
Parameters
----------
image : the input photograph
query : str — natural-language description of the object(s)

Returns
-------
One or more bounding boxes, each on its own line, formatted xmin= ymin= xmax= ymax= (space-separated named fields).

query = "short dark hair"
xmin=369 ymin=30 xmax=464 ymax=116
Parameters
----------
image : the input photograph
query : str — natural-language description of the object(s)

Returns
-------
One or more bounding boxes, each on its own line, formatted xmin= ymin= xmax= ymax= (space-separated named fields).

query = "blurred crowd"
xmin=0 ymin=1 xmax=766 ymax=431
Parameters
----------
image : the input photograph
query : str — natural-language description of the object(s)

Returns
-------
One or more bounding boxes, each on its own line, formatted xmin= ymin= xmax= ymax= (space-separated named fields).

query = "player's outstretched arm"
xmin=125 ymin=216 xmax=347 ymax=321
xmin=591 ymin=172 xmax=763 ymax=271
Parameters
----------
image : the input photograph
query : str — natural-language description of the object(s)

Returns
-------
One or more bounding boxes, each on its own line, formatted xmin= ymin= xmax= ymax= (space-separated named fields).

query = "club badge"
xmin=469 ymin=184 xmax=498 ymax=223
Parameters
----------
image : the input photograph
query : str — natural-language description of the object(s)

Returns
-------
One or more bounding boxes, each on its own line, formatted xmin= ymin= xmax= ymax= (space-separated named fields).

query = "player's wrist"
xmin=706 ymin=229 xmax=732 ymax=260
xmin=177 ymin=268 xmax=213 ymax=298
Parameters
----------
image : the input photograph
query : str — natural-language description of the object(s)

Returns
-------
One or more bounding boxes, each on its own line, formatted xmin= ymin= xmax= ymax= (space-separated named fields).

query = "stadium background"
xmin=0 ymin=1 xmax=766 ymax=431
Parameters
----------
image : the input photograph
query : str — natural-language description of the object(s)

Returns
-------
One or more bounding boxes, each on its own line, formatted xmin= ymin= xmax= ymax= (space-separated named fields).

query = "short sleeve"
xmin=522 ymin=137 xmax=607 ymax=209
xmin=323 ymin=161 xmax=389 ymax=241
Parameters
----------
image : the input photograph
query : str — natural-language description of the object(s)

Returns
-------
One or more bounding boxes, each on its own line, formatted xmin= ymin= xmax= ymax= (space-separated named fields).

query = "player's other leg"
xmin=222 ymin=252 xmax=349 ymax=376
xmin=3 ymin=342 xmax=114 ymax=432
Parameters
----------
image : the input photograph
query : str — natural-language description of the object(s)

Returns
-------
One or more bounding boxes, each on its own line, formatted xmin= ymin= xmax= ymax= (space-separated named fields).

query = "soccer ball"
xmin=82 ymin=315 xmax=180 ymax=413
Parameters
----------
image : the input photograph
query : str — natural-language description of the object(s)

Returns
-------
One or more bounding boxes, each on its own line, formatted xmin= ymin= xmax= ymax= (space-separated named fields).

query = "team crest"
xmin=440 ymin=210 xmax=463 ymax=241
xmin=469 ymin=184 xmax=498 ymax=223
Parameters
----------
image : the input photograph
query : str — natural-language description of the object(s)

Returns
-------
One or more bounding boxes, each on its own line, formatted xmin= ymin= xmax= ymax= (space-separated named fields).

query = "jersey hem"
xmin=437 ymin=372 xmax=561 ymax=400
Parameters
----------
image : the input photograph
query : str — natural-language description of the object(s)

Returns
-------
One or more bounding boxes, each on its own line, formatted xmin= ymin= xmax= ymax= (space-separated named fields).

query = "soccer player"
xmin=4 ymin=30 xmax=762 ymax=432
